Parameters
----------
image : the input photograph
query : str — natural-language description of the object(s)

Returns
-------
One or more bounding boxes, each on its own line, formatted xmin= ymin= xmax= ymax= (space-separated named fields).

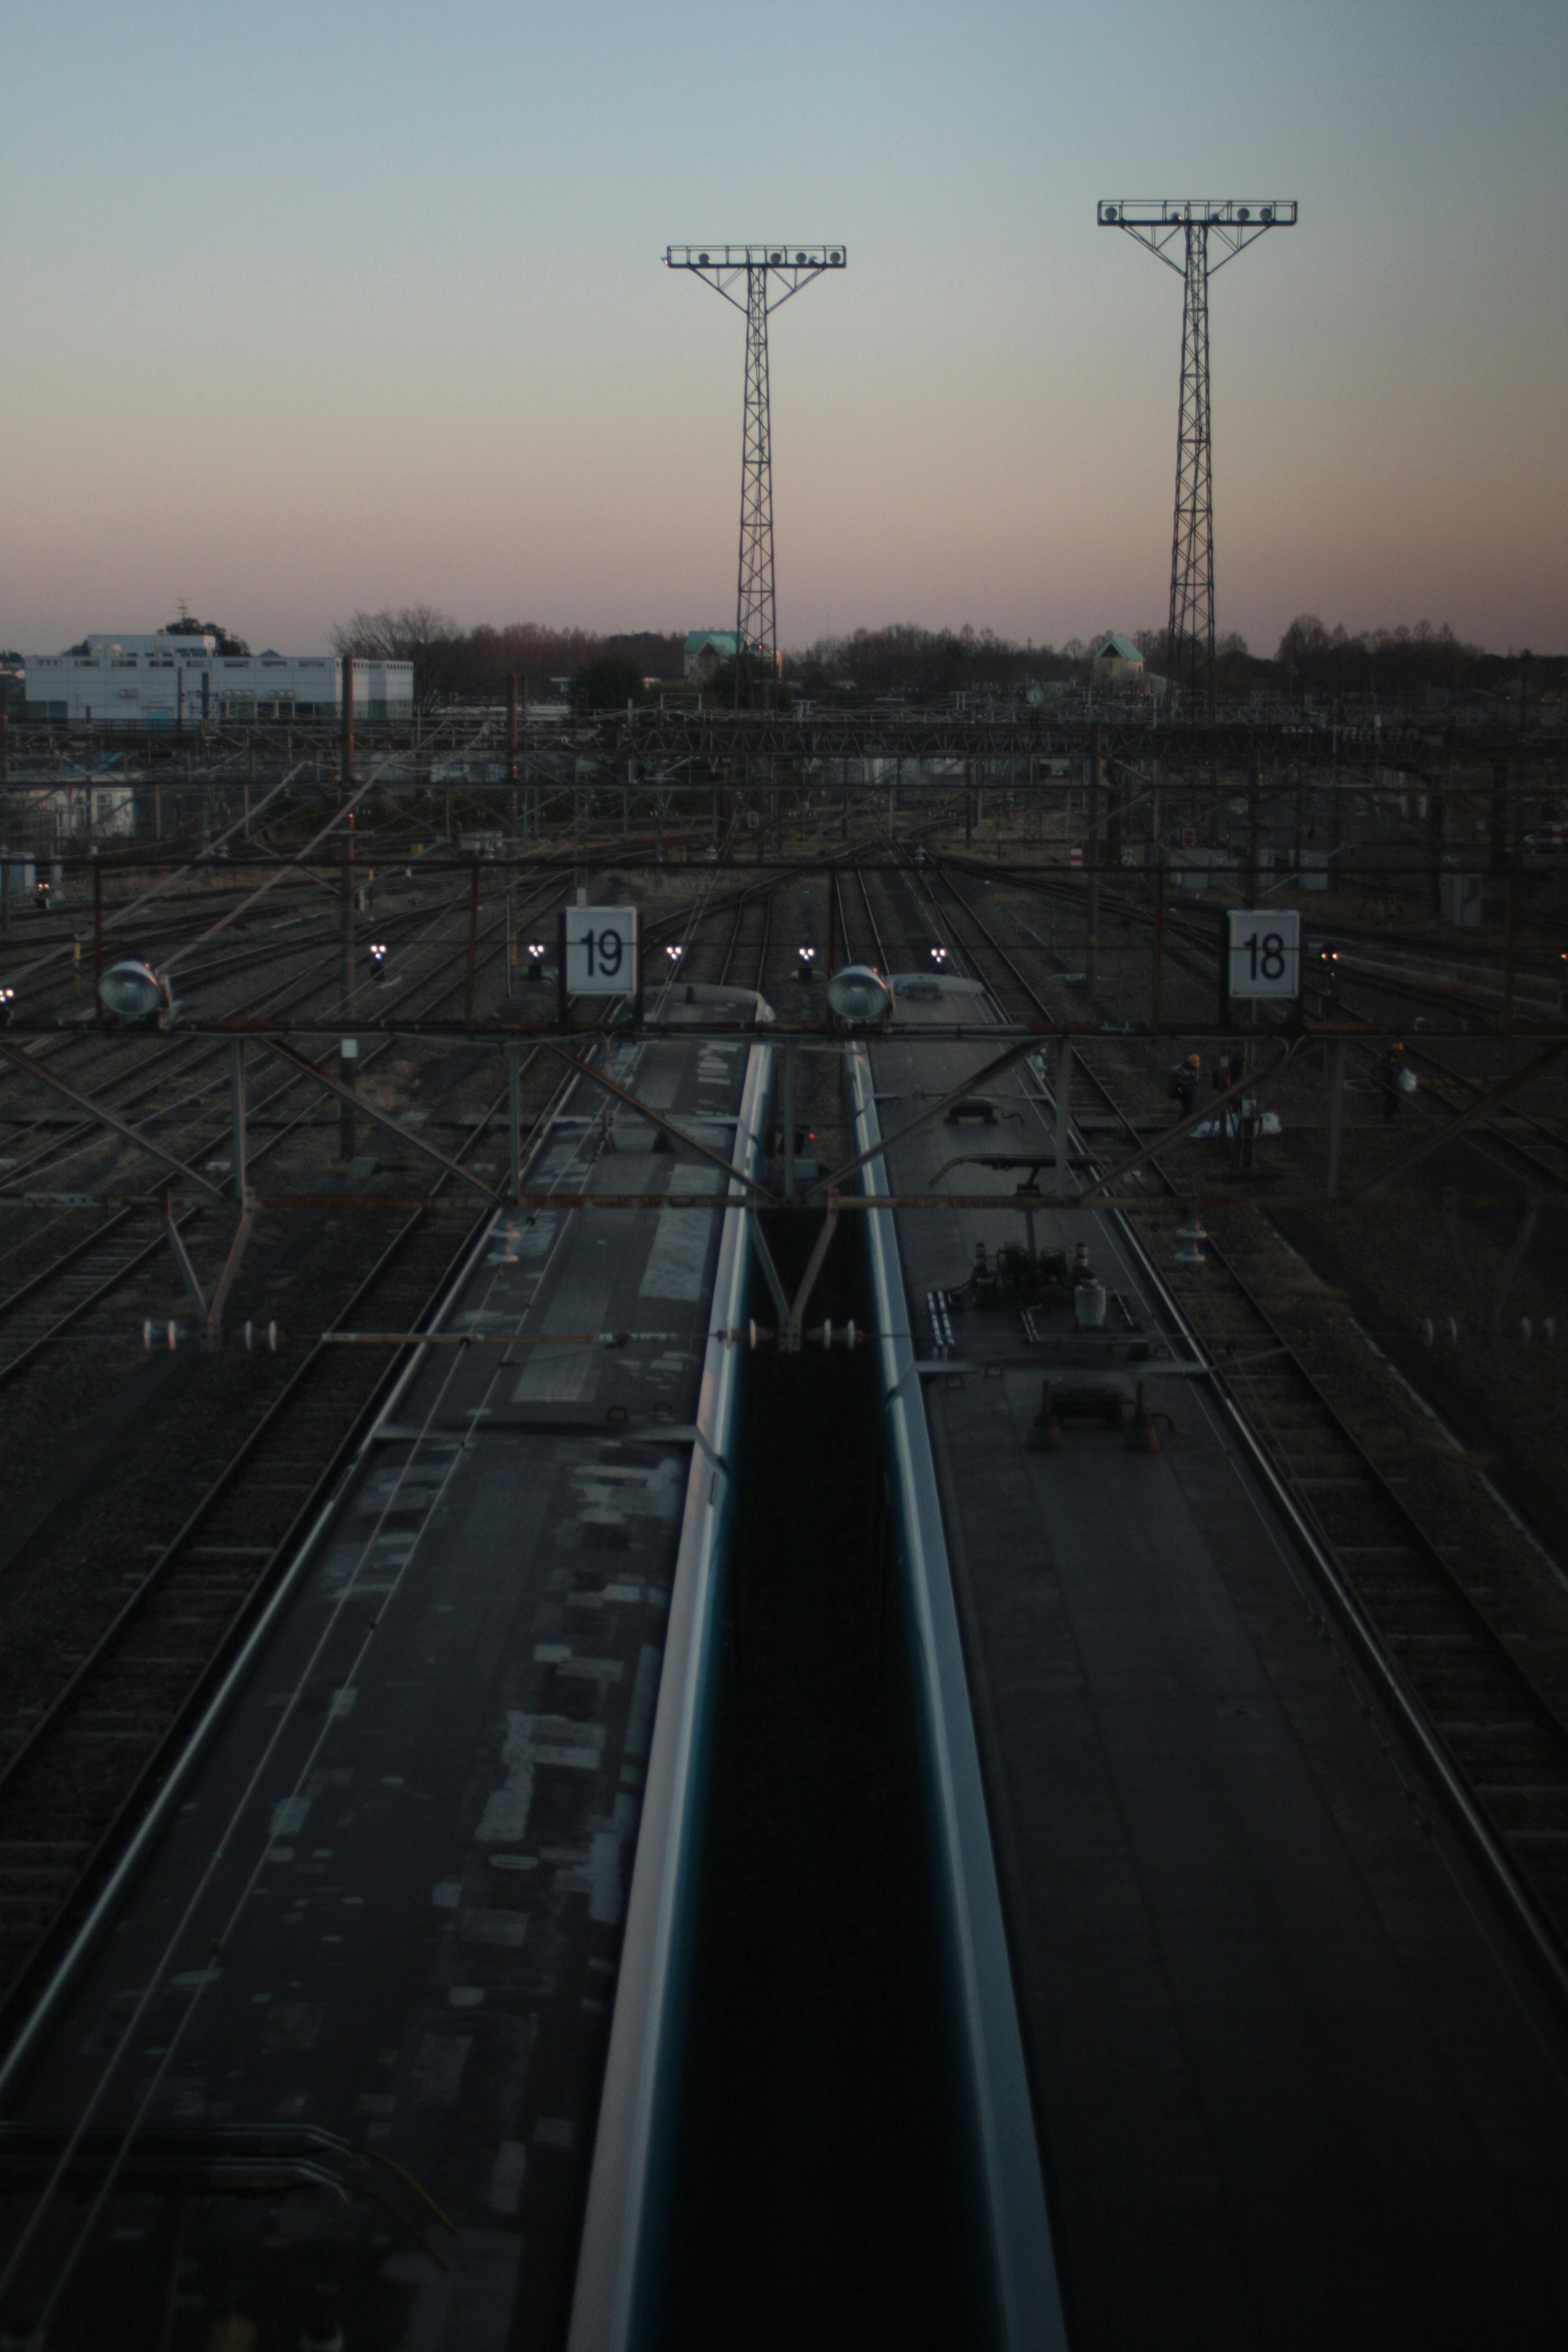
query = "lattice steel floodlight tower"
xmin=666 ymin=245 xmax=846 ymax=693
xmin=1099 ymin=200 xmax=1297 ymax=717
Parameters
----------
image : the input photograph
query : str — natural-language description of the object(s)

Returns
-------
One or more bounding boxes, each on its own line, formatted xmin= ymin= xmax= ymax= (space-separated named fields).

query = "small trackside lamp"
xmin=666 ymin=943 xmax=684 ymax=967
xmin=370 ymin=941 xmax=388 ymax=965
xmin=797 ymin=945 xmax=816 ymax=982
xmin=527 ymin=942 xmax=546 ymax=982
xmin=0 ymin=984 xmax=14 ymax=1025
xmin=931 ymin=945 xmax=949 ymax=967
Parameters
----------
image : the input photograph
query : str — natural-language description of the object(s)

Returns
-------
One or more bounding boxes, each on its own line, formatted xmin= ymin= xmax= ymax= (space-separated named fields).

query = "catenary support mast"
xmin=1099 ymin=200 xmax=1298 ymax=719
xmin=737 ymin=263 xmax=776 ymax=669
xmin=666 ymin=245 xmax=846 ymax=693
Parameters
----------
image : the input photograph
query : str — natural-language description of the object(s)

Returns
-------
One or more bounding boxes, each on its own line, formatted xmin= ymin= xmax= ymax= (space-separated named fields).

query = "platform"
xmin=0 ymin=1025 xmax=768 ymax=2350
xmin=867 ymin=977 xmax=1568 ymax=2351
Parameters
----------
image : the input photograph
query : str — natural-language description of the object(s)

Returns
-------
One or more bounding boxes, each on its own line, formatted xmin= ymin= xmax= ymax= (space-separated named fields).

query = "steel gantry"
xmin=665 ymin=245 xmax=846 ymax=696
xmin=1099 ymin=200 xmax=1298 ymax=719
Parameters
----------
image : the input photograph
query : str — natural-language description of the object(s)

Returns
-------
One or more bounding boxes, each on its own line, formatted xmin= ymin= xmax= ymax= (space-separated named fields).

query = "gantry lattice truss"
xmin=1099 ymin=201 xmax=1298 ymax=718
xmin=666 ymin=247 xmax=846 ymax=692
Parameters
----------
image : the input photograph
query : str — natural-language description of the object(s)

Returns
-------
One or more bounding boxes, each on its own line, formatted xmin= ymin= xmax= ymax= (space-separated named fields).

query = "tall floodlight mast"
xmin=666 ymin=245 xmax=846 ymax=695
xmin=1099 ymin=200 xmax=1297 ymax=717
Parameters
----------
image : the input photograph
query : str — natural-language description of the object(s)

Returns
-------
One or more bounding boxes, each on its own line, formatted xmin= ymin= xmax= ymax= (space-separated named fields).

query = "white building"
xmin=1090 ymin=633 xmax=1146 ymax=683
xmin=24 ymin=633 xmax=414 ymax=726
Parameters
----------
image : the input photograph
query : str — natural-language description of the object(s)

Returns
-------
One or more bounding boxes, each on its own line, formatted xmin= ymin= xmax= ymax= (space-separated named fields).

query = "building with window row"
xmin=24 ymin=634 xmax=414 ymax=726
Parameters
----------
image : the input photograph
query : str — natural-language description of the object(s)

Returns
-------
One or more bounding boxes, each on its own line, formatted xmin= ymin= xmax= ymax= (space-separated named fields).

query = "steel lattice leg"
xmin=1167 ymin=222 xmax=1215 ymax=719
xmin=736 ymin=265 xmax=776 ymax=694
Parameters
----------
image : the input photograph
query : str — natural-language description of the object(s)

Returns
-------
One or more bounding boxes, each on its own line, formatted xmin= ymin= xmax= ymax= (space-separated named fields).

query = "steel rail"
xmin=565 ymin=1042 xmax=770 ymax=2352
xmin=844 ymin=1042 xmax=1067 ymax=2349
xmin=0 ymin=1049 xmax=580 ymax=2070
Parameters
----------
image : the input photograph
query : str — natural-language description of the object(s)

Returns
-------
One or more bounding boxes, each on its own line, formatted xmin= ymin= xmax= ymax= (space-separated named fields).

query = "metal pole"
xmin=1085 ymin=726 xmax=1101 ymax=998
xmin=1428 ymin=770 xmax=1444 ymax=920
xmin=782 ymin=1038 xmax=796 ymax=1201
xmin=508 ymin=673 xmax=519 ymax=835
xmin=341 ymin=653 xmax=354 ymax=800
xmin=1247 ymin=746 xmax=1261 ymax=901
xmin=1150 ymin=858 xmax=1165 ymax=1033
xmin=1490 ymin=760 xmax=1509 ymax=875
xmin=339 ymin=827 xmax=356 ymax=1162
xmin=508 ymin=1040 xmax=522 ymax=1203
xmin=232 ymin=1040 xmax=249 ymax=1207
xmin=94 ymin=861 xmax=104 ymax=1026
xmin=1055 ymin=1036 xmax=1073 ymax=1202
xmin=464 ymin=859 xmax=481 ymax=1023
xmin=1325 ymin=1038 xmax=1347 ymax=1200
xmin=1503 ymin=860 xmax=1519 ymax=1029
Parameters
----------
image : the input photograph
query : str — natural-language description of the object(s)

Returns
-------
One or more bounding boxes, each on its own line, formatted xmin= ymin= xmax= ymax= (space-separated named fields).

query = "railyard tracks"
xmin=0 ymin=871 xmax=576 ymax=1381
xmin=0 ymin=1080 xmax=547 ymax=2030
xmin=879 ymin=859 xmax=1568 ymax=1975
xmin=0 ymin=855 xmax=791 ymax=2038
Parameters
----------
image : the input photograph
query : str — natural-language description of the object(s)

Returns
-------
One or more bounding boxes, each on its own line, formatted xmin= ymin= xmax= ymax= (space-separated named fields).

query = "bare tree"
xmin=332 ymin=605 xmax=460 ymax=662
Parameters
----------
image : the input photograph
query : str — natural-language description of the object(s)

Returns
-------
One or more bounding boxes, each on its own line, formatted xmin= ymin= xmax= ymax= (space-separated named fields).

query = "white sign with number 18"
xmin=1226 ymin=908 xmax=1300 ymax=1000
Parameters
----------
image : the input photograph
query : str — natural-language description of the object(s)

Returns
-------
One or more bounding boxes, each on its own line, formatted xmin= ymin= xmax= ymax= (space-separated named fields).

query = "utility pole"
xmin=665 ymin=244 xmax=846 ymax=701
xmin=340 ymin=657 xmax=356 ymax=1163
xmin=1086 ymin=726 xmax=1102 ymax=998
xmin=508 ymin=673 xmax=519 ymax=835
xmin=1100 ymin=198 xmax=1298 ymax=719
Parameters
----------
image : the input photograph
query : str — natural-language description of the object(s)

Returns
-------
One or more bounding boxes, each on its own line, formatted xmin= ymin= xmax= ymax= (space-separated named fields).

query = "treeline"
xmin=332 ymin=608 xmax=683 ymax=703
xmin=1273 ymin=616 xmax=1518 ymax=698
xmin=789 ymin=624 xmax=1071 ymax=697
xmin=332 ymin=604 xmax=1547 ymax=706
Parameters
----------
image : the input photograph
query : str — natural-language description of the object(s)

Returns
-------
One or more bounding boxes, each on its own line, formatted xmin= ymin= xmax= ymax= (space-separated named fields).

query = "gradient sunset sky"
xmin=2 ymin=0 xmax=1563 ymax=659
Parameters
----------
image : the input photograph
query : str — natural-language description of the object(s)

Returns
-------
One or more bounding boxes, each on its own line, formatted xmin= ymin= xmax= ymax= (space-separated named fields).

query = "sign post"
xmin=559 ymin=905 xmax=641 ymax=1029
xmin=1222 ymin=908 xmax=1300 ymax=1021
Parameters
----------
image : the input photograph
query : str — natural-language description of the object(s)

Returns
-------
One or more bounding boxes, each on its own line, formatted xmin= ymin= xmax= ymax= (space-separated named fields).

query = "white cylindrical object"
xmin=1074 ymin=1281 xmax=1108 ymax=1331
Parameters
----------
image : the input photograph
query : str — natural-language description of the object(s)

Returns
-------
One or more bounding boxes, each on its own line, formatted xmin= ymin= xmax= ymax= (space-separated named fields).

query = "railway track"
xmin=871 ymin=858 xmax=1568 ymax=1974
xmin=0 ymin=1066 xmax=564 ymax=2027
xmin=0 ymin=854 xmax=793 ymax=2035
xmin=0 ymin=870 xmax=577 ymax=1381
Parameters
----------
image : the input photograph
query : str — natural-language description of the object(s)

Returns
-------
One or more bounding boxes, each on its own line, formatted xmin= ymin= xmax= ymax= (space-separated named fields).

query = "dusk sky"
xmin=2 ymin=0 xmax=1564 ymax=659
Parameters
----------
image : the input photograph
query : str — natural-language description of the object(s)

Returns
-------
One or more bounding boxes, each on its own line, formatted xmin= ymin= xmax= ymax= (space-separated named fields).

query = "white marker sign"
xmin=1226 ymin=909 xmax=1300 ymax=1000
xmin=563 ymin=904 xmax=639 ymax=996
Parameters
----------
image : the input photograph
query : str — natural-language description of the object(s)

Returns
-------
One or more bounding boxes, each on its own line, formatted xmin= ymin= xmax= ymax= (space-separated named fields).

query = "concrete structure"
xmin=24 ymin=633 xmax=413 ymax=726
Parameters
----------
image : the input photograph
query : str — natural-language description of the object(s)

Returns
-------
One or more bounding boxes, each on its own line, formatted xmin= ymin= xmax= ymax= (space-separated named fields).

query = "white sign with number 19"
xmin=563 ymin=905 xmax=639 ymax=996
xmin=1226 ymin=908 xmax=1300 ymax=1000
